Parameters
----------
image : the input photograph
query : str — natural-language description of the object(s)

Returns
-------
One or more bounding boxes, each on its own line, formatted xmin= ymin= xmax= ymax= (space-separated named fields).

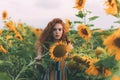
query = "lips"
xmin=56 ymin=35 xmax=59 ymax=37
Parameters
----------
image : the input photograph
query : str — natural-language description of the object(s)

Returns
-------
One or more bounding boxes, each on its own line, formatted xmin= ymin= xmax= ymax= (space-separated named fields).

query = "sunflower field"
xmin=0 ymin=0 xmax=120 ymax=80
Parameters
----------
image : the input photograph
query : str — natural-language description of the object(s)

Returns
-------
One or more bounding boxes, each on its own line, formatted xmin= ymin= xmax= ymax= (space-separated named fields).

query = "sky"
xmin=0 ymin=0 xmax=119 ymax=30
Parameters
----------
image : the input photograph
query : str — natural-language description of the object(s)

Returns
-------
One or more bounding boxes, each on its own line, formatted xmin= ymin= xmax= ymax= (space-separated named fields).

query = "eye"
xmin=53 ymin=28 xmax=62 ymax=31
xmin=59 ymin=28 xmax=62 ymax=31
xmin=53 ymin=28 xmax=57 ymax=31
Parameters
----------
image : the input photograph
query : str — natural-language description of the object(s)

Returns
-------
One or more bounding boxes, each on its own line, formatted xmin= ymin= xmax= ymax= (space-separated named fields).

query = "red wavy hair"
xmin=38 ymin=18 xmax=70 ymax=49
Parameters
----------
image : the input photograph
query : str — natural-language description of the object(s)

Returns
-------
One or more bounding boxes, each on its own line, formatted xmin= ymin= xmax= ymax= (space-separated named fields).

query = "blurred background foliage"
xmin=0 ymin=0 xmax=120 ymax=80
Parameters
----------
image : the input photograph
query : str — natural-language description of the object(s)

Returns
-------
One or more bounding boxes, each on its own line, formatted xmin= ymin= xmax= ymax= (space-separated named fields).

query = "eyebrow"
xmin=53 ymin=28 xmax=62 ymax=29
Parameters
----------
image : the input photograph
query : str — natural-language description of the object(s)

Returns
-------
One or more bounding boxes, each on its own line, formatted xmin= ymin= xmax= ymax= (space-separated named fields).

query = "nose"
xmin=56 ymin=29 xmax=59 ymax=33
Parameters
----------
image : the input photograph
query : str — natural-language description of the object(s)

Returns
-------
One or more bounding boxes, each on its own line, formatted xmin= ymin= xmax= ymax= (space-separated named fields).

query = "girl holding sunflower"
xmin=35 ymin=18 xmax=73 ymax=80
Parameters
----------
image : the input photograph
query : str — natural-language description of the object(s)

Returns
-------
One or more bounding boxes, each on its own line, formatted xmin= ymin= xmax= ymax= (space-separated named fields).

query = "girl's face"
xmin=52 ymin=23 xmax=63 ymax=40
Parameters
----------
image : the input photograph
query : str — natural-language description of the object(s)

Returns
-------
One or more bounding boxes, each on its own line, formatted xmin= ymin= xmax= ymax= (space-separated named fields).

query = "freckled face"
xmin=52 ymin=23 xmax=63 ymax=40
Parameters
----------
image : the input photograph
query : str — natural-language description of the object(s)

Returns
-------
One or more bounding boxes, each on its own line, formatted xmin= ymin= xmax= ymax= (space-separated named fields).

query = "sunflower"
xmin=0 ymin=45 xmax=7 ymax=53
xmin=71 ymin=54 xmax=89 ymax=63
xmin=117 ymin=0 xmax=120 ymax=13
xmin=0 ymin=29 xmax=2 ymax=35
xmin=71 ymin=54 xmax=91 ymax=68
xmin=17 ymin=21 xmax=24 ymax=30
xmin=104 ymin=0 xmax=118 ymax=15
xmin=14 ymin=32 xmax=23 ymax=41
xmin=94 ymin=47 xmax=105 ymax=56
xmin=65 ymin=19 xmax=70 ymax=33
xmin=6 ymin=35 xmax=13 ymax=40
xmin=103 ymin=28 xmax=120 ymax=60
xmin=33 ymin=28 xmax=43 ymax=38
xmin=5 ymin=20 xmax=16 ymax=31
xmin=85 ymin=65 xmax=99 ymax=76
xmin=72 ymin=54 xmax=83 ymax=63
xmin=103 ymin=68 xmax=112 ymax=77
xmin=75 ymin=0 xmax=86 ymax=10
xmin=78 ymin=24 xmax=91 ymax=40
xmin=66 ymin=60 xmax=80 ymax=70
xmin=111 ymin=75 xmax=120 ymax=80
xmin=2 ymin=10 xmax=8 ymax=20
xmin=85 ymin=57 xmax=99 ymax=76
xmin=49 ymin=41 xmax=70 ymax=61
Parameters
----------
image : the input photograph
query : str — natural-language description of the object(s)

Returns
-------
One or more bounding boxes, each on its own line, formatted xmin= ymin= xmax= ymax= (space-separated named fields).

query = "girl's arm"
xmin=35 ymin=46 xmax=43 ymax=61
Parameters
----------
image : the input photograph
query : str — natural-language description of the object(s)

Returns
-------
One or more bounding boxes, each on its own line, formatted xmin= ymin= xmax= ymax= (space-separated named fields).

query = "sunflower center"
xmin=108 ymin=0 xmax=112 ymax=4
xmin=16 ymin=36 xmax=20 ymax=39
xmin=114 ymin=37 xmax=120 ymax=48
xmin=53 ymin=45 xmax=67 ymax=57
xmin=3 ymin=14 xmax=7 ymax=18
xmin=81 ymin=28 xmax=88 ymax=35
xmin=78 ymin=0 xmax=83 ymax=6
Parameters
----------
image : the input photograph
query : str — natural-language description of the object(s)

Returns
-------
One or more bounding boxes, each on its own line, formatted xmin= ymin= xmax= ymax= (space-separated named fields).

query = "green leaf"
xmin=95 ymin=56 xmax=118 ymax=68
xmin=0 ymin=72 xmax=11 ymax=80
xmin=86 ymin=24 xmax=94 ymax=27
xmin=75 ymin=11 xmax=84 ymax=18
xmin=0 ymin=60 xmax=13 ymax=72
xmin=0 ymin=60 xmax=13 ymax=67
xmin=114 ymin=13 xmax=120 ymax=18
xmin=89 ymin=16 xmax=99 ymax=21
xmin=74 ymin=21 xmax=82 ymax=24
xmin=114 ymin=20 xmax=120 ymax=24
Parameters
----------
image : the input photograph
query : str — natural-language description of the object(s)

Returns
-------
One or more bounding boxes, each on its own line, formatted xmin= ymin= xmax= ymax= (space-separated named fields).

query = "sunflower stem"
xmin=91 ymin=40 xmax=93 ymax=50
xmin=14 ymin=60 xmax=36 ymax=80
xmin=41 ymin=52 xmax=49 ymax=58
xmin=83 ymin=9 xmax=86 ymax=24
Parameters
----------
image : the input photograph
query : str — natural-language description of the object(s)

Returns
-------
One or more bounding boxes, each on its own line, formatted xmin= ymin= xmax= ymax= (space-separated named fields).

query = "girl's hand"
xmin=35 ymin=55 xmax=42 ymax=61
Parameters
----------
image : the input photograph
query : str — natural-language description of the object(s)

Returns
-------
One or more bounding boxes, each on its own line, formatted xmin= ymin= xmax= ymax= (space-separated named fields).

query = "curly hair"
xmin=37 ymin=18 xmax=70 ymax=49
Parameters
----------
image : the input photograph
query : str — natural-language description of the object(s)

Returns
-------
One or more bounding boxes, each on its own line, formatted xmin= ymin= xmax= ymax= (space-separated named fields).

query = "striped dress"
xmin=41 ymin=61 xmax=66 ymax=80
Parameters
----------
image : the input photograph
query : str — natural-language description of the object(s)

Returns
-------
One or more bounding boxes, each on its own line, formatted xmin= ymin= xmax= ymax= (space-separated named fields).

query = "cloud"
xmin=0 ymin=0 xmax=119 ymax=29
xmin=36 ymin=0 xmax=62 ymax=9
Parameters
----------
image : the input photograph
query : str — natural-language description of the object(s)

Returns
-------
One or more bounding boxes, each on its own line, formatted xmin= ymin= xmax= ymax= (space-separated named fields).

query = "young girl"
xmin=35 ymin=18 xmax=73 ymax=80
